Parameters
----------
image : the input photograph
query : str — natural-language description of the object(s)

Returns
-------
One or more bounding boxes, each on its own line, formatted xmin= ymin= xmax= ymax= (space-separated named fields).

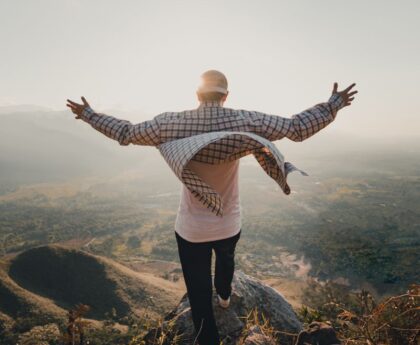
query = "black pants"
xmin=175 ymin=230 xmax=241 ymax=345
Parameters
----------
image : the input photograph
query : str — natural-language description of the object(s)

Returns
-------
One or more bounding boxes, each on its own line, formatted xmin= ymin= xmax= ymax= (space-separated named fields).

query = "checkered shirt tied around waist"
xmin=80 ymin=93 xmax=345 ymax=216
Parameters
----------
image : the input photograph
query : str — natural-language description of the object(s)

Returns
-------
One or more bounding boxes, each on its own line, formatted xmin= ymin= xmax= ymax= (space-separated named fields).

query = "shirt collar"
xmin=198 ymin=100 xmax=223 ymax=109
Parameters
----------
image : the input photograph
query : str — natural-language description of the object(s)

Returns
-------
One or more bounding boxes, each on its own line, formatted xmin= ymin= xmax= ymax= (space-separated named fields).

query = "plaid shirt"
xmin=81 ymin=93 xmax=344 ymax=216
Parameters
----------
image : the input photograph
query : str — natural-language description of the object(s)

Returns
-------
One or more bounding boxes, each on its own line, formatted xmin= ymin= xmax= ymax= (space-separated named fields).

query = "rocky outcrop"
xmin=144 ymin=270 xmax=302 ymax=344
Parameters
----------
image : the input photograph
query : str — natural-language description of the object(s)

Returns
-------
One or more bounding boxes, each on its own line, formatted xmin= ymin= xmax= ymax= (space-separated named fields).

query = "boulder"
xmin=144 ymin=270 xmax=302 ymax=344
xmin=295 ymin=321 xmax=341 ymax=345
xmin=242 ymin=326 xmax=276 ymax=345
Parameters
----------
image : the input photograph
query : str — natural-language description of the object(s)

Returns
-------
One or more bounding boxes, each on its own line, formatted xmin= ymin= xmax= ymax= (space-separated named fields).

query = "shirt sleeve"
xmin=255 ymin=93 xmax=345 ymax=142
xmin=79 ymin=107 xmax=161 ymax=146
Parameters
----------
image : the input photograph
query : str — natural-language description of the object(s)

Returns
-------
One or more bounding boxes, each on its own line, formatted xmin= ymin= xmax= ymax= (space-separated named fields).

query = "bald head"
xmin=197 ymin=70 xmax=229 ymax=103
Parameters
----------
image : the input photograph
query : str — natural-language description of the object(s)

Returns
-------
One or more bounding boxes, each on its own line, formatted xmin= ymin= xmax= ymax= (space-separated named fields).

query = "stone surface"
xmin=144 ymin=270 xmax=302 ymax=344
xmin=295 ymin=321 xmax=341 ymax=345
xmin=242 ymin=326 xmax=276 ymax=345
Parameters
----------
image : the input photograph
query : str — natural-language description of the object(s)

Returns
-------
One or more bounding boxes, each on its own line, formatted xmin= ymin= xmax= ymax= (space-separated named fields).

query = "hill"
xmin=0 ymin=245 xmax=183 ymax=323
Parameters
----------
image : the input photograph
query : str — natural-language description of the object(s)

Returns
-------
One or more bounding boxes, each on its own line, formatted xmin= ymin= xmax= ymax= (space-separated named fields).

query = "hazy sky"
xmin=1 ymin=0 xmax=419 ymax=137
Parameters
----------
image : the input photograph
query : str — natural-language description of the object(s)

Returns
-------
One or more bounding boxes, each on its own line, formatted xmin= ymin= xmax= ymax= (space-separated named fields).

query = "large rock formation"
xmin=144 ymin=270 xmax=302 ymax=344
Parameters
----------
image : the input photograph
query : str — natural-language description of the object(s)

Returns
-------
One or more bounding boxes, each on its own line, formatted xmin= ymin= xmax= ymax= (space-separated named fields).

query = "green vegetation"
xmin=1 ymin=169 xmax=418 ymax=294
xmin=241 ymin=173 xmax=420 ymax=294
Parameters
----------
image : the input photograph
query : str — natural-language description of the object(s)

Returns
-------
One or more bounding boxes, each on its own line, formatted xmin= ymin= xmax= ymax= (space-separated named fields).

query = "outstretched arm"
xmin=66 ymin=97 xmax=160 ymax=146
xmin=257 ymin=83 xmax=358 ymax=142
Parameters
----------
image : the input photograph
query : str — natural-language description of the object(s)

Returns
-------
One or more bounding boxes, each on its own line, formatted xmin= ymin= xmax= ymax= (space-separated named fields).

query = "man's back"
xmin=175 ymin=159 xmax=241 ymax=242
xmin=158 ymin=101 xmax=263 ymax=242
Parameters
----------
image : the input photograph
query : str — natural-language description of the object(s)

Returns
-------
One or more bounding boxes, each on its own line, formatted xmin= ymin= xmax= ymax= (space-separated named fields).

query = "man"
xmin=67 ymin=70 xmax=357 ymax=344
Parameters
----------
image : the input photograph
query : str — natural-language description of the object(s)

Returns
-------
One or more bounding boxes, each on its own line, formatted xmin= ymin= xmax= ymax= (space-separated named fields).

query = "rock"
xmin=242 ymin=326 xmax=276 ymax=345
xmin=295 ymin=321 xmax=341 ymax=345
xmin=144 ymin=270 xmax=302 ymax=344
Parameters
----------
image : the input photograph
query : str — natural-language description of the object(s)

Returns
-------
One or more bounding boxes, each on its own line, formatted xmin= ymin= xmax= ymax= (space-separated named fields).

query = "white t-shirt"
xmin=174 ymin=159 xmax=241 ymax=243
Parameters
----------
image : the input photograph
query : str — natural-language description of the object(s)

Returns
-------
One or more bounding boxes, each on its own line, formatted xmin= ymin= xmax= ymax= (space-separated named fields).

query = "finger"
xmin=348 ymin=90 xmax=358 ymax=96
xmin=81 ymin=96 xmax=89 ymax=107
xmin=67 ymin=99 xmax=79 ymax=106
xmin=333 ymin=82 xmax=338 ymax=93
xmin=67 ymin=99 xmax=81 ymax=106
xmin=66 ymin=104 xmax=77 ymax=110
xmin=348 ymin=97 xmax=355 ymax=101
xmin=67 ymin=102 xmax=83 ymax=109
xmin=344 ymin=83 xmax=356 ymax=92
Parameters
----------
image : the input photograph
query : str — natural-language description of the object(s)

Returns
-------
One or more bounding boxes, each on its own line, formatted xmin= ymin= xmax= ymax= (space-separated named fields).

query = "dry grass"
xmin=299 ymin=281 xmax=420 ymax=345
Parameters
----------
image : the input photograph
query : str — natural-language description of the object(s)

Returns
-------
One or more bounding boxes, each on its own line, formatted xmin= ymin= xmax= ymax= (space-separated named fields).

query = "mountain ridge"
xmin=0 ymin=245 xmax=183 ymax=322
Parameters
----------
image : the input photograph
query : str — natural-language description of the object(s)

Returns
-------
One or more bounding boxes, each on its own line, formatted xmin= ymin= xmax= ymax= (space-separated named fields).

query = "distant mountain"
xmin=0 ymin=104 xmax=53 ymax=114
xmin=0 ymin=108 xmax=158 ymax=190
xmin=1 ymin=106 xmax=418 ymax=193
xmin=0 ymin=245 xmax=183 ymax=322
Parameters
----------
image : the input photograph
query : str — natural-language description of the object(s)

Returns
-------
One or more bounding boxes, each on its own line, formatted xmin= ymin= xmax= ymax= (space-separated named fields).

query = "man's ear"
xmin=196 ymin=91 xmax=202 ymax=102
xmin=222 ymin=91 xmax=229 ymax=102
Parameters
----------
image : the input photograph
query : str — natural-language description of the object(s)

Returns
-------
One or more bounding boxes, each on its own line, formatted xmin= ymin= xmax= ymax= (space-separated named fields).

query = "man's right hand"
xmin=332 ymin=83 xmax=358 ymax=107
